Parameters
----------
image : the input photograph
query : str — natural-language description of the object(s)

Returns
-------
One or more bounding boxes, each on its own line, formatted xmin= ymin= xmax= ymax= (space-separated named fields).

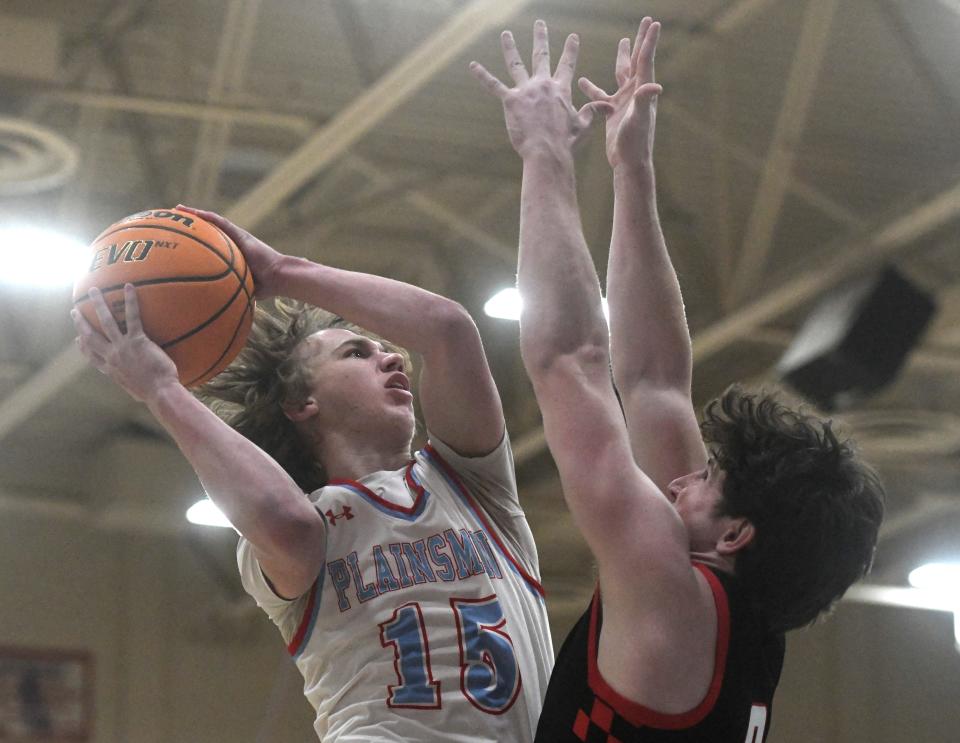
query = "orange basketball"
xmin=73 ymin=208 xmax=255 ymax=388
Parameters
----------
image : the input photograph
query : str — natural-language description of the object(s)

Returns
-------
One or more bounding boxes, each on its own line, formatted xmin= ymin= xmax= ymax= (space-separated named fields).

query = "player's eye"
xmin=345 ymin=347 xmax=368 ymax=358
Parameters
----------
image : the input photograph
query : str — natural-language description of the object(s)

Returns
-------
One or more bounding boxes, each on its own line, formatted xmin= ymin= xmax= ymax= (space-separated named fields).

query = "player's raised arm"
xmin=579 ymin=19 xmax=707 ymax=492
xmin=71 ymin=285 xmax=325 ymax=599
xmin=470 ymin=22 xmax=693 ymax=584
xmin=176 ymin=205 xmax=504 ymax=459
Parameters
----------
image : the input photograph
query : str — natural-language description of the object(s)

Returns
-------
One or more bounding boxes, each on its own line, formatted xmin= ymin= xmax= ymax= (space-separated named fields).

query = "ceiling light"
xmin=483 ymin=287 xmax=610 ymax=321
xmin=908 ymin=562 xmax=960 ymax=601
xmin=186 ymin=497 xmax=233 ymax=529
xmin=0 ymin=226 xmax=88 ymax=287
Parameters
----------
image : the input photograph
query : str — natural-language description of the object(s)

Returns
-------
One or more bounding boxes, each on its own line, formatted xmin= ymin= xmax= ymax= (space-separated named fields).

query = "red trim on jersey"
xmin=327 ymin=460 xmax=422 ymax=516
xmin=586 ymin=562 xmax=731 ymax=730
xmin=424 ymin=444 xmax=545 ymax=597
xmin=287 ymin=580 xmax=320 ymax=656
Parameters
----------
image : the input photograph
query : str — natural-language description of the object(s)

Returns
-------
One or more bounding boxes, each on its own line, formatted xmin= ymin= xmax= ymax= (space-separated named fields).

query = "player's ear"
xmin=283 ymin=396 xmax=319 ymax=423
xmin=716 ymin=517 xmax=755 ymax=556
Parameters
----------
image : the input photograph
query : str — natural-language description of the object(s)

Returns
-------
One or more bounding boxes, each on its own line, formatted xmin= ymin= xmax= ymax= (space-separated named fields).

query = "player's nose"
xmin=380 ymin=351 xmax=404 ymax=372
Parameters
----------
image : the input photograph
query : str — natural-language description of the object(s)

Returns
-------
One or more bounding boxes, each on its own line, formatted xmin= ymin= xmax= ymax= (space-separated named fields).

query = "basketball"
xmin=72 ymin=208 xmax=255 ymax=388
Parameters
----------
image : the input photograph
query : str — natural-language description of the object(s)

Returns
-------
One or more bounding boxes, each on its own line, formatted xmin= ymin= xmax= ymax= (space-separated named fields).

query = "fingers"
xmin=176 ymin=203 xmax=251 ymax=246
xmin=634 ymin=82 xmax=663 ymax=107
xmin=469 ymin=61 xmax=510 ymax=99
xmin=553 ymin=33 xmax=580 ymax=89
xmin=122 ymin=284 xmax=143 ymax=336
xmin=577 ymin=100 xmax=614 ymax=129
xmin=531 ymin=19 xmax=550 ymax=77
xmin=631 ymin=17 xmax=653 ymax=76
xmin=176 ymin=204 xmax=228 ymax=231
xmin=578 ymin=77 xmax=611 ymax=102
xmin=500 ymin=30 xmax=529 ymax=84
xmin=87 ymin=287 xmax=124 ymax=342
xmin=71 ymin=309 xmax=109 ymax=370
xmin=615 ymin=37 xmax=631 ymax=87
xmin=636 ymin=19 xmax=660 ymax=82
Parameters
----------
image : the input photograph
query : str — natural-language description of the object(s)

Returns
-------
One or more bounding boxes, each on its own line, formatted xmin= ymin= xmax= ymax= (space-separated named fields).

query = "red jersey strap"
xmin=586 ymin=562 xmax=732 ymax=729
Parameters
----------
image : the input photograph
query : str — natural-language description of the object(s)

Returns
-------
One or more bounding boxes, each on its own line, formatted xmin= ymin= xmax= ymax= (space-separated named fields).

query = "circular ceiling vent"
xmin=0 ymin=117 xmax=79 ymax=196
xmin=841 ymin=409 xmax=960 ymax=460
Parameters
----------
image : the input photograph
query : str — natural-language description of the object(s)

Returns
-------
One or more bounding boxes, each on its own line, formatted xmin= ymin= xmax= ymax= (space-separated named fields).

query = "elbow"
xmin=427 ymin=298 xmax=482 ymax=347
xmin=610 ymin=347 xmax=693 ymax=394
xmin=522 ymin=335 xmax=610 ymax=381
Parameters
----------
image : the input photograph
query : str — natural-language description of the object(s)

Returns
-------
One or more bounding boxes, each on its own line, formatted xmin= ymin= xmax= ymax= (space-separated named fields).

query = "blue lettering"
xmin=402 ymin=540 xmax=437 ymax=584
xmin=327 ymin=558 xmax=352 ymax=612
xmin=373 ymin=545 xmax=401 ymax=594
xmin=445 ymin=528 xmax=484 ymax=579
xmin=346 ymin=551 xmax=377 ymax=602
xmin=428 ymin=534 xmax=455 ymax=581
xmin=388 ymin=544 xmax=414 ymax=588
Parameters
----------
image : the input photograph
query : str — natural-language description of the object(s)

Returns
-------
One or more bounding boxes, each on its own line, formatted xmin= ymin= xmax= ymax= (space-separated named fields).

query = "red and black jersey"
xmin=535 ymin=563 xmax=785 ymax=743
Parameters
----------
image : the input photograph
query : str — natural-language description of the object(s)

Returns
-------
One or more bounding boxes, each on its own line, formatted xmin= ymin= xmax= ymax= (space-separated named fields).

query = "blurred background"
xmin=1 ymin=0 xmax=959 ymax=740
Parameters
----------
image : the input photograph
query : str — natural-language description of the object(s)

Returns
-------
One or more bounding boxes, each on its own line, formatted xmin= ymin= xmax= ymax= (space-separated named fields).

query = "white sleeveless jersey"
xmin=238 ymin=433 xmax=553 ymax=742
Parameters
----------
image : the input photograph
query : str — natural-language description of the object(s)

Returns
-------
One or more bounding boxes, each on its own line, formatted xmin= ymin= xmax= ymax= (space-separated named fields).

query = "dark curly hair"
xmin=701 ymin=386 xmax=885 ymax=633
xmin=198 ymin=299 xmax=410 ymax=494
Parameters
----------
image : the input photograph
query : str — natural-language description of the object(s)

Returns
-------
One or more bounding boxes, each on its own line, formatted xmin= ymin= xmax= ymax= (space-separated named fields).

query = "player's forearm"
xmin=608 ymin=163 xmax=693 ymax=390
xmin=270 ymin=254 xmax=468 ymax=356
xmin=518 ymin=151 xmax=609 ymax=371
xmin=145 ymin=383 xmax=315 ymax=543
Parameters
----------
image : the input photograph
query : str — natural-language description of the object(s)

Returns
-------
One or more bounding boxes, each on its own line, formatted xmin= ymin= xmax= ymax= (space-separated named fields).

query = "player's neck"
xmin=689 ymin=550 xmax=736 ymax=575
xmin=319 ymin=432 xmax=412 ymax=482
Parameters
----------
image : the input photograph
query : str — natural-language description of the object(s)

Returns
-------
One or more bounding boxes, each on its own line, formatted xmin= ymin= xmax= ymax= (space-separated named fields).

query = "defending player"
xmin=472 ymin=19 xmax=884 ymax=741
xmin=70 ymin=206 xmax=552 ymax=741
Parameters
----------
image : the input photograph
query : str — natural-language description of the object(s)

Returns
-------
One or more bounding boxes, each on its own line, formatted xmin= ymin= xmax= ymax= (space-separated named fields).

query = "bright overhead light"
xmin=186 ymin=497 xmax=234 ymax=529
xmin=0 ymin=226 xmax=88 ymax=287
xmin=484 ymin=287 xmax=522 ymax=320
xmin=908 ymin=562 xmax=960 ymax=603
xmin=483 ymin=287 xmax=610 ymax=322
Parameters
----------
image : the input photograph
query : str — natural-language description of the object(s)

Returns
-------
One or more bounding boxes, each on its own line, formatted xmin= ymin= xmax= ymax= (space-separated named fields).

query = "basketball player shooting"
xmin=70 ymin=206 xmax=553 ymax=741
xmin=472 ymin=19 xmax=884 ymax=741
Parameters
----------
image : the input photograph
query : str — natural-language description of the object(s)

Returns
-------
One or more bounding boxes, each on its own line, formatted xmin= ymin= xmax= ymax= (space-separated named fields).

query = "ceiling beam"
xmin=515 ymin=174 xmax=960 ymax=466
xmin=728 ymin=0 xmax=839 ymax=303
xmin=184 ymin=0 xmax=263 ymax=204
xmin=0 ymin=345 xmax=87 ymax=443
xmin=225 ymin=0 xmax=536 ymax=230
xmin=661 ymin=100 xmax=864 ymax=229
xmin=668 ymin=0 xmax=780 ymax=78
xmin=39 ymin=89 xmax=314 ymax=134
xmin=693 ymin=175 xmax=960 ymax=363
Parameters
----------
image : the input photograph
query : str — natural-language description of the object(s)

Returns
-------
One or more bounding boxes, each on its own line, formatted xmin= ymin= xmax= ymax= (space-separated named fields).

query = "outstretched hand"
xmin=470 ymin=20 xmax=612 ymax=160
xmin=71 ymin=284 xmax=180 ymax=404
xmin=578 ymin=17 xmax=662 ymax=170
xmin=175 ymin=204 xmax=284 ymax=299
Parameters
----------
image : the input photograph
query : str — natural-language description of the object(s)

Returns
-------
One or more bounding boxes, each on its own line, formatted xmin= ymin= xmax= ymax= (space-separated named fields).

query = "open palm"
xmin=579 ymin=18 xmax=662 ymax=170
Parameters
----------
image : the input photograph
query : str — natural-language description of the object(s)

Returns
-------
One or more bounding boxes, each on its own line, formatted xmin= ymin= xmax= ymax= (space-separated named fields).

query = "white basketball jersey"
xmin=238 ymin=432 xmax=553 ymax=742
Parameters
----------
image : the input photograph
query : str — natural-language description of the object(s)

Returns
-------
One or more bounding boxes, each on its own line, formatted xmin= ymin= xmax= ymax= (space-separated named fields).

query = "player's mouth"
xmin=385 ymin=372 xmax=411 ymax=395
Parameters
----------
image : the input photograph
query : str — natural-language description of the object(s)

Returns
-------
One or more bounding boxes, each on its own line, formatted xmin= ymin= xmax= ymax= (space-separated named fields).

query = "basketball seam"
xmin=186 ymin=297 xmax=254 ymax=388
xmin=161 ymin=258 xmax=250 ymax=350
xmin=72 ymin=270 xmax=235 ymax=306
xmin=210 ymin=222 xmax=256 ymax=306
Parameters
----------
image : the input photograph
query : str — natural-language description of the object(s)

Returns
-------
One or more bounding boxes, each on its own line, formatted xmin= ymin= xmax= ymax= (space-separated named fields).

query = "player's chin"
xmin=386 ymin=387 xmax=414 ymax=405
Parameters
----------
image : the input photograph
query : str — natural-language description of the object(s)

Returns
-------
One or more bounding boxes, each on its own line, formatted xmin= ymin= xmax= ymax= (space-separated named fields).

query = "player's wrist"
xmin=613 ymin=158 xmax=655 ymax=183
xmin=520 ymin=141 xmax=576 ymax=169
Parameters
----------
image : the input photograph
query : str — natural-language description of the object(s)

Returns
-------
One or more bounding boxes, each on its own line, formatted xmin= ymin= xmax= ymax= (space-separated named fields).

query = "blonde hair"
xmin=199 ymin=299 xmax=409 ymax=493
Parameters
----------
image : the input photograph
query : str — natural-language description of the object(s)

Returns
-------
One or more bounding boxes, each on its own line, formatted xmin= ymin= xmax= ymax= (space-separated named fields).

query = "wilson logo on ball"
xmin=73 ymin=207 xmax=255 ymax=388
xmin=120 ymin=209 xmax=195 ymax=227
xmin=88 ymin=239 xmax=178 ymax=272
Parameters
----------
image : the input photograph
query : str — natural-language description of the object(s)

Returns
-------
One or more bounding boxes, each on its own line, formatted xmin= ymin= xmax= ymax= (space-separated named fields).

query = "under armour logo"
xmin=325 ymin=506 xmax=355 ymax=525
